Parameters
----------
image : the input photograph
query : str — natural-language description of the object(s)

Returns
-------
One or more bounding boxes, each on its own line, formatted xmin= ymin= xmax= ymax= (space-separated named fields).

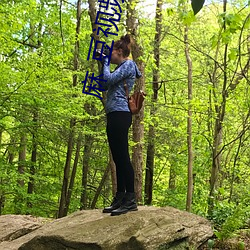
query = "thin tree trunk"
xmin=27 ymin=7 xmax=43 ymax=206
xmin=168 ymin=95 xmax=177 ymax=190
xmin=58 ymin=0 xmax=81 ymax=218
xmin=144 ymin=0 xmax=162 ymax=205
xmin=80 ymin=134 xmax=93 ymax=210
xmin=0 ymin=127 xmax=4 ymax=213
xmin=64 ymin=132 xmax=82 ymax=215
xmin=91 ymin=164 xmax=110 ymax=209
xmin=27 ymin=110 xmax=38 ymax=208
xmin=80 ymin=0 xmax=98 ymax=207
xmin=28 ymin=131 xmax=36 ymax=194
xmin=208 ymin=17 xmax=250 ymax=215
xmin=126 ymin=0 xmax=145 ymax=203
xmin=18 ymin=135 xmax=26 ymax=187
xmin=0 ymin=194 xmax=4 ymax=215
xmin=87 ymin=0 xmax=117 ymax=201
xmin=7 ymin=137 xmax=15 ymax=164
xmin=208 ymin=0 xmax=228 ymax=216
xmin=58 ymin=119 xmax=75 ymax=218
xmin=73 ymin=0 xmax=81 ymax=87
xmin=87 ymin=0 xmax=103 ymax=75
xmin=15 ymin=135 xmax=27 ymax=214
xmin=229 ymin=136 xmax=242 ymax=202
xmin=168 ymin=166 xmax=176 ymax=190
xmin=0 ymin=129 xmax=6 ymax=214
xmin=184 ymin=25 xmax=193 ymax=212
xmin=5 ymin=133 xmax=15 ymax=213
xmin=80 ymin=0 xmax=104 ymax=206
xmin=0 ymin=129 xmax=4 ymax=213
xmin=0 ymin=129 xmax=2 ymax=147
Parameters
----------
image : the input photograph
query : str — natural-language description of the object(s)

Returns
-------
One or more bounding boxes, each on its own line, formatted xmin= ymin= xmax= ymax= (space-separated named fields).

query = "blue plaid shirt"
xmin=102 ymin=57 xmax=142 ymax=114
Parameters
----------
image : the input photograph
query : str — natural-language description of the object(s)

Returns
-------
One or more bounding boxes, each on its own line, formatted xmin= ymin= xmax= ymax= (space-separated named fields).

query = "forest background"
xmin=0 ymin=0 xmax=249 ymax=245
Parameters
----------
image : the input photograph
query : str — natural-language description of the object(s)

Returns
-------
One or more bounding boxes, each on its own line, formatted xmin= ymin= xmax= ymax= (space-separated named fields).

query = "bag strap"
xmin=123 ymin=79 xmax=129 ymax=100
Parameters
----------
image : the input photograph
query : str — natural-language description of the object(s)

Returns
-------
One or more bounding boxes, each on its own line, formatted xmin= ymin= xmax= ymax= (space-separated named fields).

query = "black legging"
xmin=106 ymin=111 xmax=134 ymax=192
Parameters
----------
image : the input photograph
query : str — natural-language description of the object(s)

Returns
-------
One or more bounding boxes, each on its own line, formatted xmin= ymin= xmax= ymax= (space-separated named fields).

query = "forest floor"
xmin=200 ymin=230 xmax=250 ymax=249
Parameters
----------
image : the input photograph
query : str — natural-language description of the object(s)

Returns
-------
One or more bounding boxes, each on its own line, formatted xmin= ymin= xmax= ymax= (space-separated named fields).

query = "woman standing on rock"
xmin=101 ymin=34 xmax=142 ymax=216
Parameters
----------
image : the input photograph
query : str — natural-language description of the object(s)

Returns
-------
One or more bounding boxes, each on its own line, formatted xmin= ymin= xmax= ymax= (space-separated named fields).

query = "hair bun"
xmin=121 ymin=34 xmax=131 ymax=45
xmin=113 ymin=34 xmax=131 ymax=57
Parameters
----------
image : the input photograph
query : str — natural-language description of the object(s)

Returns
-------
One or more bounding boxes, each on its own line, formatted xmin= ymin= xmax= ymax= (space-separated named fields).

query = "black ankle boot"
xmin=102 ymin=192 xmax=125 ymax=213
xmin=111 ymin=192 xmax=138 ymax=216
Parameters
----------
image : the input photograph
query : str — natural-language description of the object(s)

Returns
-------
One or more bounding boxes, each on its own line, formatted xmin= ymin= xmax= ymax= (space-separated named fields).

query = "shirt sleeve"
xmin=102 ymin=57 xmax=132 ymax=87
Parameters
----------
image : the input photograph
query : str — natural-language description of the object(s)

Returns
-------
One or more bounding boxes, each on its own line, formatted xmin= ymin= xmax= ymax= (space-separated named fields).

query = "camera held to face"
xmin=94 ymin=45 xmax=111 ymax=58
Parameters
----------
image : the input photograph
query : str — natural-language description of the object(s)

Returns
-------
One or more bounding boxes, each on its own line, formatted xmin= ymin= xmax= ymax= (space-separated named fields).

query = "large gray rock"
xmin=0 ymin=206 xmax=214 ymax=250
xmin=0 ymin=214 xmax=48 ymax=243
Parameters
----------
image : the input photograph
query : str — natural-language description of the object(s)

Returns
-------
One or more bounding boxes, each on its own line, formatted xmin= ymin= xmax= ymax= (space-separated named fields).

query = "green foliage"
xmin=214 ymin=204 xmax=250 ymax=240
xmin=0 ymin=2 xmax=249 ymax=240
xmin=207 ymin=239 xmax=215 ymax=249
xmin=238 ymin=241 xmax=245 ymax=250
xmin=209 ymin=200 xmax=236 ymax=226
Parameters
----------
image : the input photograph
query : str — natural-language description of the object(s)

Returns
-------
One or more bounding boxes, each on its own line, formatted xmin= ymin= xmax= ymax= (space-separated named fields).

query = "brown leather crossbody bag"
xmin=123 ymin=80 xmax=146 ymax=114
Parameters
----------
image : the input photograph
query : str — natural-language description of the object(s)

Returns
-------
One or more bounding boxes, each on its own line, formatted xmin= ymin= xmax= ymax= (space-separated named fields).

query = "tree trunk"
xmin=58 ymin=0 xmax=81 ymax=218
xmin=208 ymin=8 xmax=250 ymax=216
xmin=0 ymin=194 xmax=4 ymax=215
xmin=228 ymin=33 xmax=250 ymax=201
xmin=168 ymin=96 xmax=177 ymax=190
xmin=0 ymin=129 xmax=2 ymax=147
xmin=73 ymin=0 xmax=81 ymax=87
xmin=18 ymin=135 xmax=26 ymax=187
xmin=80 ymin=134 xmax=93 ymax=210
xmin=64 ymin=132 xmax=82 ymax=215
xmin=87 ymin=0 xmax=103 ymax=75
xmin=144 ymin=0 xmax=162 ymax=205
xmin=7 ymin=137 xmax=15 ymax=164
xmin=27 ymin=110 xmax=38 ymax=208
xmin=0 ymin=127 xmax=4 ymax=213
xmin=87 ymin=0 xmax=117 ymax=201
xmin=184 ymin=25 xmax=193 ymax=212
xmin=0 ymin=129 xmax=4 ymax=214
xmin=91 ymin=164 xmax=110 ymax=209
xmin=15 ymin=134 xmax=27 ymax=214
xmin=1 ymin=136 xmax=16 ymax=214
xmin=27 ymin=8 xmax=43 ymax=207
xmin=126 ymin=0 xmax=145 ymax=203
xmin=168 ymin=165 xmax=176 ymax=190
xmin=208 ymin=0 xmax=227 ymax=216
xmin=58 ymin=119 xmax=75 ymax=218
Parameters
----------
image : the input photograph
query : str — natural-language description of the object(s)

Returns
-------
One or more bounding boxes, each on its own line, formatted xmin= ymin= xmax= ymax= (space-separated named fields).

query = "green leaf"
xmin=208 ymin=239 xmax=215 ymax=249
xmin=221 ymin=29 xmax=232 ymax=44
xmin=228 ymin=48 xmax=238 ymax=61
xmin=191 ymin=0 xmax=205 ymax=15
xmin=181 ymin=10 xmax=196 ymax=26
